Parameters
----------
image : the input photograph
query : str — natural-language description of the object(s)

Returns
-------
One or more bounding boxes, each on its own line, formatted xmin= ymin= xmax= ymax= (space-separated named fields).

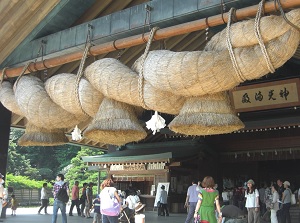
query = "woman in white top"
xmin=38 ymin=183 xmax=49 ymax=214
xmin=270 ymin=184 xmax=279 ymax=223
xmin=99 ymin=178 xmax=121 ymax=223
xmin=245 ymin=179 xmax=260 ymax=223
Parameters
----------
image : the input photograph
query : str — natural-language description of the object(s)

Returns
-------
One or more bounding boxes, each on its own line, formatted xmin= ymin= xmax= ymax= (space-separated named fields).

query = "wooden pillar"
xmin=0 ymin=103 xmax=12 ymax=178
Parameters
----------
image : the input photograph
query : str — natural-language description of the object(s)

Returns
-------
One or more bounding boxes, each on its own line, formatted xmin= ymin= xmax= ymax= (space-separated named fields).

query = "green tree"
xmin=9 ymin=128 xmax=81 ymax=181
xmin=6 ymin=173 xmax=44 ymax=189
xmin=7 ymin=141 xmax=40 ymax=178
xmin=65 ymin=147 xmax=106 ymax=187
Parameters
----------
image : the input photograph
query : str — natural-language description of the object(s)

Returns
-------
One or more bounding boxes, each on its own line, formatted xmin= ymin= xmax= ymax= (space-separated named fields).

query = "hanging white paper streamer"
xmin=71 ymin=125 xmax=82 ymax=141
xmin=146 ymin=111 xmax=166 ymax=135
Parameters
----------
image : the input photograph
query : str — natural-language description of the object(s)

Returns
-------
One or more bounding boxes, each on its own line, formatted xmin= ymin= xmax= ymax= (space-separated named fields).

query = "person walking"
xmin=85 ymin=182 xmax=94 ymax=219
xmin=69 ymin=180 xmax=81 ymax=216
xmin=38 ymin=183 xmax=49 ymax=214
xmin=10 ymin=195 xmax=17 ymax=216
xmin=270 ymin=183 xmax=279 ymax=223
xmin=281 ymin=181 xmax=292 ymax=223
xmin=184 ymin=179 xmax=199 ymax=223
xmin=80 ymin=182 xmax=88 ymax=217
xmin=159 ymin=185 xmax=169 ymax=216
xmin=245 ymin=179 xmax=260 ymax=223
xmin=99 ymin=178 xmax=121 ymax=223
xmin=92 ymin=195 xmax=101 ymax=223
xmin=51 ymin=173 xmax=69 ymax=223
xmin=194 ymin=176 xmax=222 ymax=223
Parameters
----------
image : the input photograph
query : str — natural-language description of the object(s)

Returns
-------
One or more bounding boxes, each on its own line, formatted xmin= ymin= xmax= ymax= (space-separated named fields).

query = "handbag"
xmin=100 ymin=188 xmax=120 ymax=216
xmin=291 ymin=194 xmax=296 ymax=205
xmin=194 ymin=214 xmax=200 ymax=223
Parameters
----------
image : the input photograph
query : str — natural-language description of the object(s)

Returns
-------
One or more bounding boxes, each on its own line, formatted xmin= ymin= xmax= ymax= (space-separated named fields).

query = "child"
xmin=91 ymin=195 xmax=101 ymax=223
xmin=10 ymin=195 xmax=18 ymax=216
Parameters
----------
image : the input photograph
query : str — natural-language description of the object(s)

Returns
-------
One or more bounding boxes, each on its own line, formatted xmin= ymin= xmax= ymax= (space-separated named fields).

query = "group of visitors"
xmin=257 ymin=179 xmax=295 ymax=223
xmin=49 ymin=174 xmax=98 ymax=223
xmin=48 ymin=174 xmax=144 ymax=223
xmin=183 ymin=176 xmax=299 ymax=223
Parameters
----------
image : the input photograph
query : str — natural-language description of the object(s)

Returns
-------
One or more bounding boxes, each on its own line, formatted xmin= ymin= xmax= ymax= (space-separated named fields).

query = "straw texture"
xmin=84 ymin=58 xmax=185 ymax=115
xmin=14 ymin=76 xmax=87 ymax=129
xmin=169 ymin=92 xmax=244 ymax=135
xmin=142 ymin=28 xmax=299 ymax=97
xmin=205 ymin=8 xmax=300 ymax=51
xmin=0 ymin=81 xmax=23 ymax=116
xmin=45 ymin=73 xmax=103 ymax=117
xmin=84 ymin=97 xmax=147 ymax=146
xmin=18 ymin=122 xmax=68 ymax=146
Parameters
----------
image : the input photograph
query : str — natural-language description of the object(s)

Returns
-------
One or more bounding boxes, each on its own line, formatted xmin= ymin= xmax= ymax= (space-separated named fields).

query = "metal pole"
xmin=1 ymin=0 xmax=300 ymax=78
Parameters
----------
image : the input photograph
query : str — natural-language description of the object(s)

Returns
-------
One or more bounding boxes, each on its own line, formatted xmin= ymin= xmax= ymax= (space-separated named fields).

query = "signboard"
xmin=110 ymin=163 xmax=165 ymax=171
xmin=230 ymin=78 xmax=300 ymax=112
xmin=110 ymin=164 xmax=146 ymax=171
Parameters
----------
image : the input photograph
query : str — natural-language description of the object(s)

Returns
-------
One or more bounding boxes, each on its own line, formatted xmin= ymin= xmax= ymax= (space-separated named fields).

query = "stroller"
xmin=119 ymin=207 xmax=135 ymax=223
xmin=118 ymin=203 xmax=146 ymax=223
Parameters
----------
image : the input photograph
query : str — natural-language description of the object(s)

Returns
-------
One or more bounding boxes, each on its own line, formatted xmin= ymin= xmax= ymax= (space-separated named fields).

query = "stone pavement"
xmin=0 ymin=206 xmax=187 ymax=223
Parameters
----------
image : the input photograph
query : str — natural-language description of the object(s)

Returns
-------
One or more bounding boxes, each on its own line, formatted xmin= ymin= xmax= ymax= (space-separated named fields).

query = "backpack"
xmin=100 ymin=187 xmax=120 ymax=216
xmin=56 ymin=183 xmax=69 ymax=203
xmin=79 ymin=188 xmax=87 ymax=204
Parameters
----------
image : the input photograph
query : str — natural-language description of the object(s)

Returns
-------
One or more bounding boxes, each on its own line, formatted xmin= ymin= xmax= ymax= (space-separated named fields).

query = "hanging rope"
xmin=274 ymin=0 xmax=300 ymax=32
xmin=255 ymin=0 xmax=275 ymax=74
xmin=220 ymin=0 xmax=227 ymax=24
xmin=13 ymin=62 xmax=31 ymax=92
xmin=74 ymin=25 xmax=93 ymax=117
xmin=138 ymin=26 xmax=159 ymax=110
xmin=0 ymin=67 xmax=8 ymax=85
xmin=226 ymin=8 xmax=246 ymax=83
xmin=142 ymin=5 xmax=152 ymax=43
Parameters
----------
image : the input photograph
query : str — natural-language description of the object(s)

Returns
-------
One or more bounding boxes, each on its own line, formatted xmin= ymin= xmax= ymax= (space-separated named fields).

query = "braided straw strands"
xmin=45 ymin=73 xmax=103 ymax=117
xmin=84 ymin=58 xmax=185 ymax=115
xmin=84 ymin=97 xmax=147 ymax=146
xmin=205 ymin=8 xmax=300 ymax=51
xmin=0 ymin=81 xmax=23 ymax=116
xmin=18 ymin=123 xmax=68 ymax=146
xmin=168 ymin=92 xmax=244 ymax=135
xmin=141 ymin=10 xmax=300 ymax=97
xmin=0 ymin=81 xmax=68 ymax=146
xmin=14 ymin=76 xmax=87 ymax=129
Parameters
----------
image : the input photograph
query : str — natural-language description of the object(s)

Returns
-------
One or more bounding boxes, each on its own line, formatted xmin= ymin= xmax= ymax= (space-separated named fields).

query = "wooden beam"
xmin=0 ymin=0 xmax=60 ymax=64
xmin=72 ymin=0 xmax=113 ymax=26
xmin=2 ymin=0 xmax=300 ymax=77
xmin=11 ymin=114 xmax=25 ymax=125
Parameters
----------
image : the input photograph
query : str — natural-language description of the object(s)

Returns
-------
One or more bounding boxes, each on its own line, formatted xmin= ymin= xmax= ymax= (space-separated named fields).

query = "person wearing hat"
xmin=281 ymin=181 xmax=292 ymax=223
xmin=0 ymin=173 xmax=5 ymax=222
xmin=245 ymin=179 xmax=260 ymax=223
xmin=159 ymin=185 xmax=169 ymax=216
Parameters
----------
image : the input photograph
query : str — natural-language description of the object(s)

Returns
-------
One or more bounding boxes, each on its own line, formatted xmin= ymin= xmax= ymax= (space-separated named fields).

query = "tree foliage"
xmin=7 ymin=141 xmax=40 ymax=178
xmin=5 ymin=174 xmax=45 ymax=189
xmin=9 ymin=128 xmax=82 ymax=181
xmin=7 ymin=128 xmax=106 ymax=190
xmin=65 ymin=147 xmax=106 ymax=187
